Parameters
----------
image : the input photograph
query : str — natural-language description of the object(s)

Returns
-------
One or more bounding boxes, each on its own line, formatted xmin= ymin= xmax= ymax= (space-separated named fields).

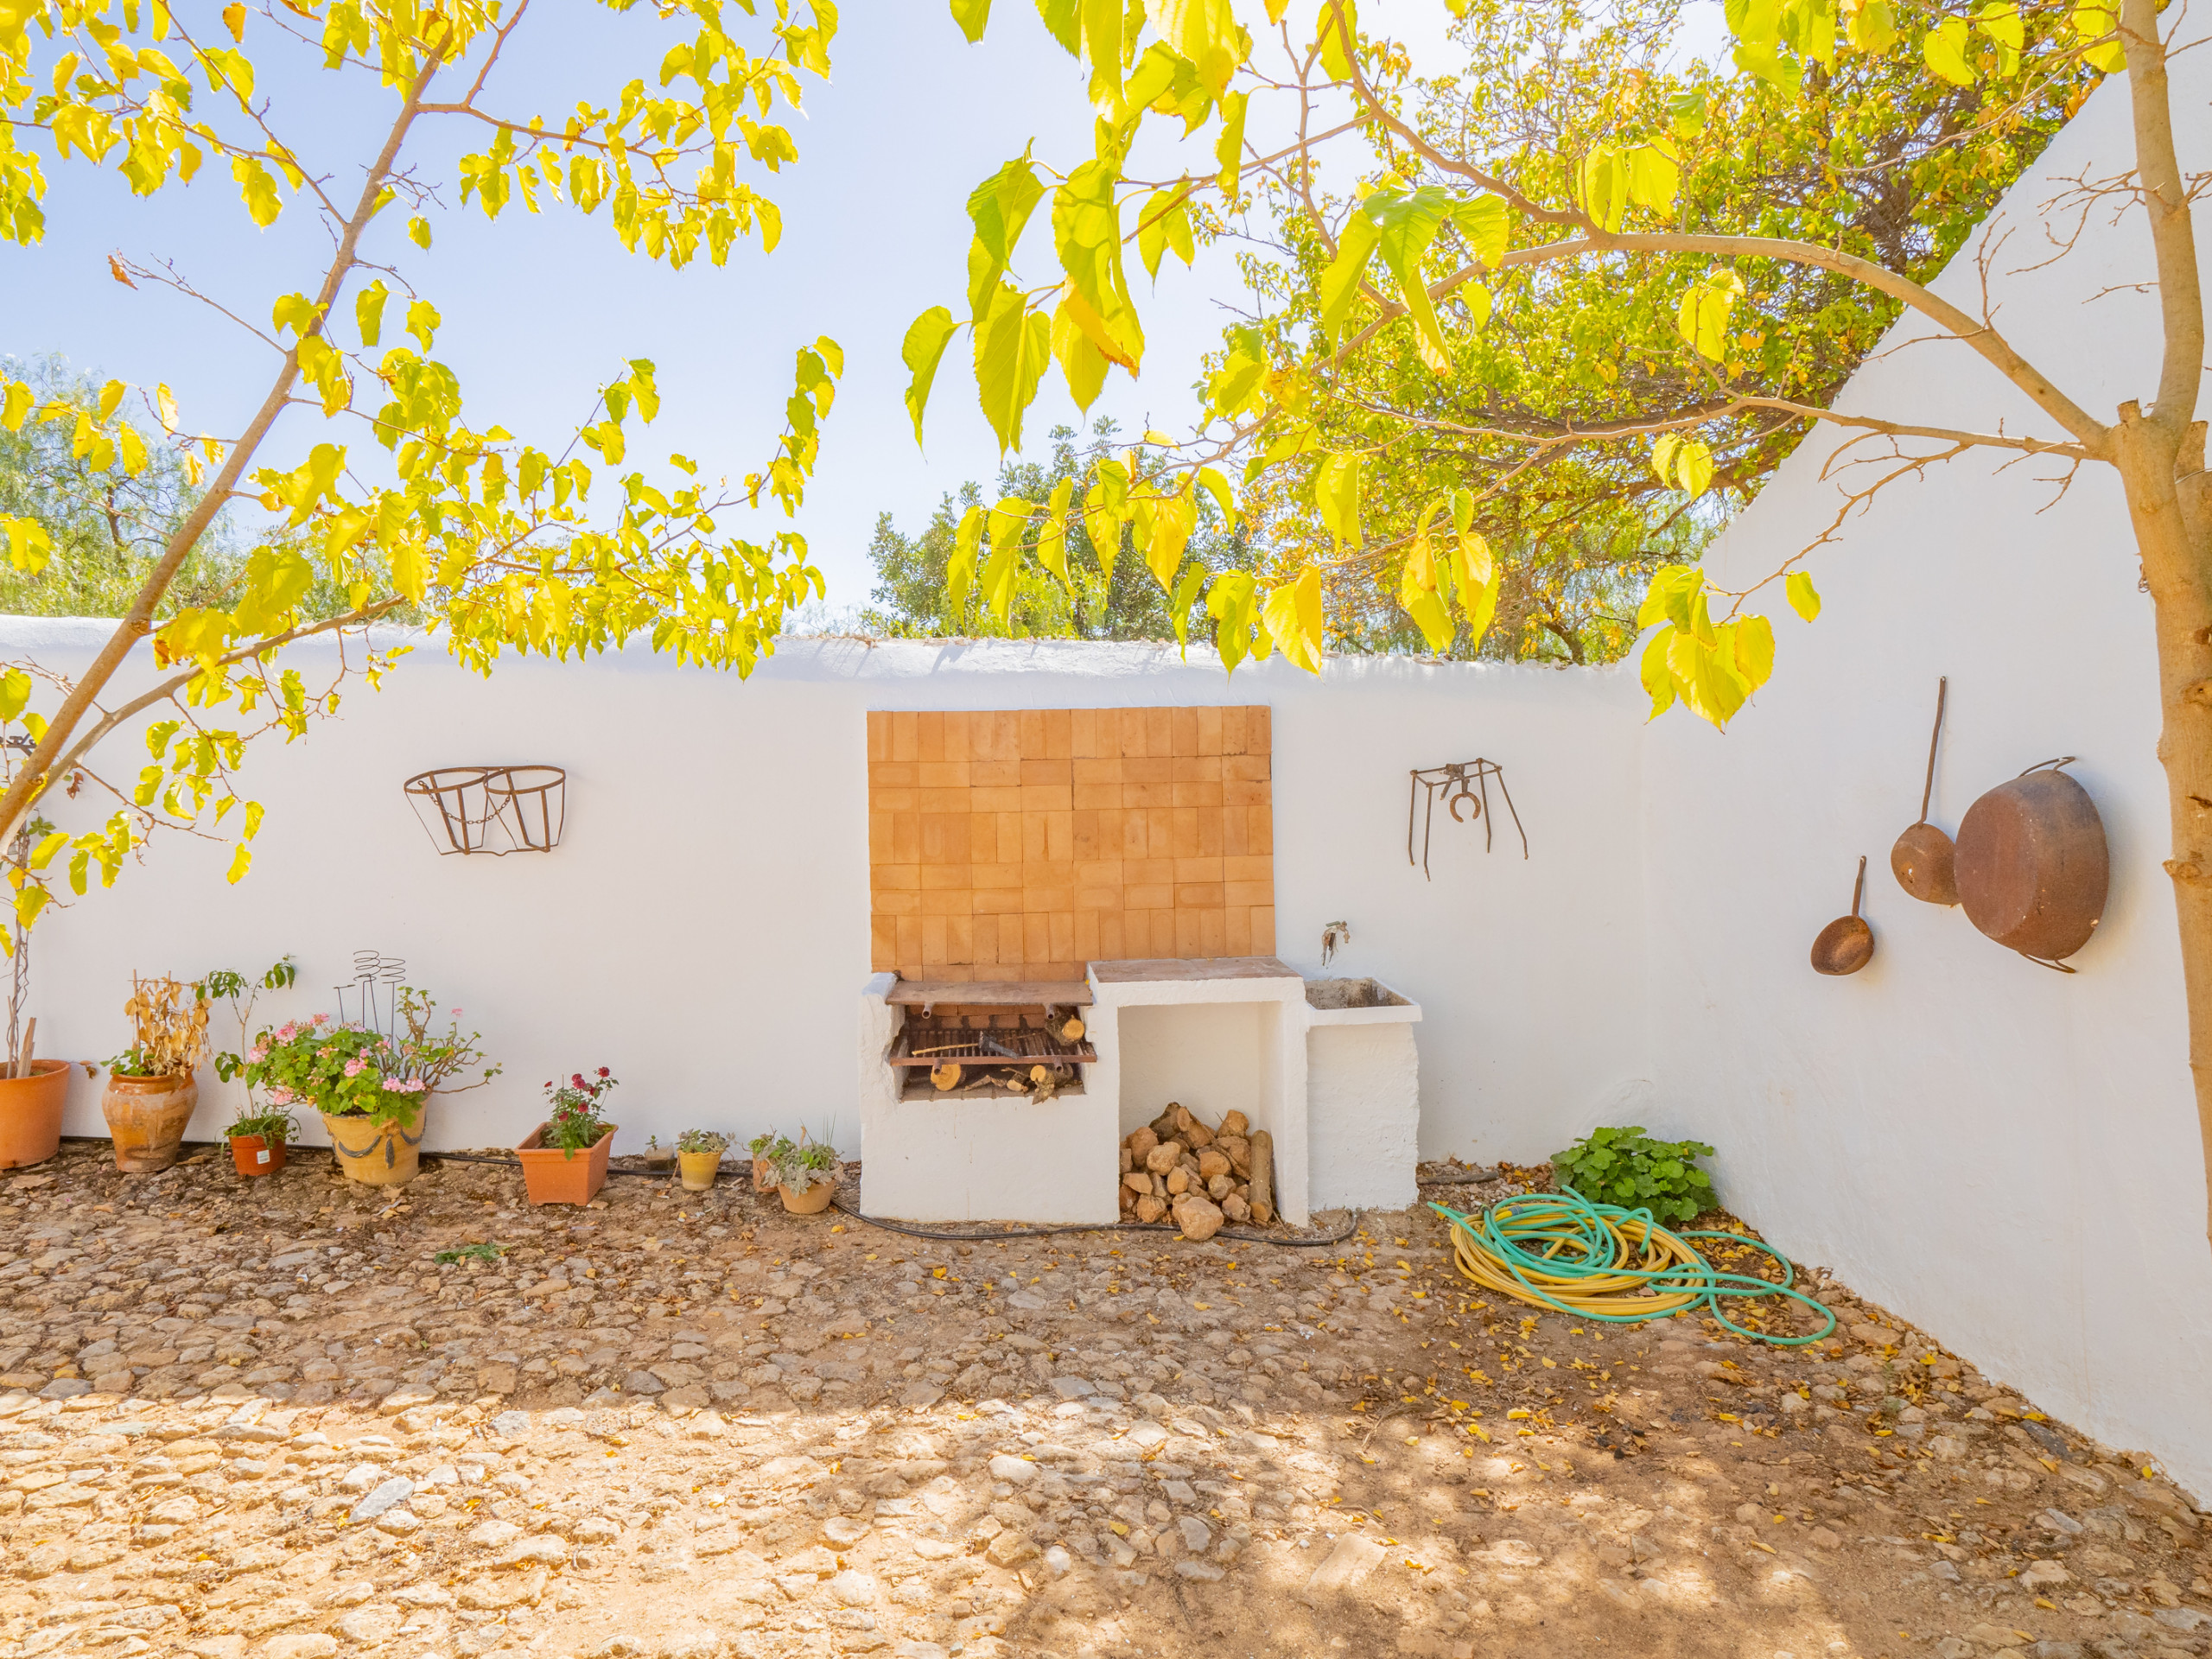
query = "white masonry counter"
xmin=858 ymin=959 xmax=1421 ymax=1225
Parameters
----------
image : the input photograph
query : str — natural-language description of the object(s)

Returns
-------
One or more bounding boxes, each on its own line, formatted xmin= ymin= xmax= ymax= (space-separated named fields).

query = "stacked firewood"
xmin=1118 ymin=1103 xmax=1275 ymax=1242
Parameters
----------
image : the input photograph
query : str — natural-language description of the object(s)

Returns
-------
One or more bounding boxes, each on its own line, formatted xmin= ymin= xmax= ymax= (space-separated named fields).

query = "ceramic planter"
xmin=779 ymin=1176 xmax=836 ymax=1215
xmin=322 ymin=1109 xmax=424 ymax=1187
xmin=518 ymin=1122 xmax=616 ymax=1205
xmin=0 ymin=1059 xmax=71 ymax=1169
xmin=228 ymin=1134 xmax=286 ymax=1177
xmin=677 ymin=1148 xmax=723 ymax=1192
xmin=102 ymin=1072 xmax=198 ymax=1173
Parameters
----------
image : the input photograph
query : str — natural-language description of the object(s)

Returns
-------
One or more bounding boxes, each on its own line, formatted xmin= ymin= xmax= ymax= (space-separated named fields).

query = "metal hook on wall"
xmin=1407 ymin=760 xmax=1528 ymax=880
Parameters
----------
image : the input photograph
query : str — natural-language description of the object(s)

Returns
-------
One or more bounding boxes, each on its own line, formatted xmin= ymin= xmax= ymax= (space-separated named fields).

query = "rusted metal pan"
xmin=1955 ymin=761 xmax=2107 ymax=965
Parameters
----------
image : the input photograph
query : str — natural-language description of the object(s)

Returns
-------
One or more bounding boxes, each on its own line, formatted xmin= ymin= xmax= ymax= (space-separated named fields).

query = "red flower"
xmin=597 ymin=1067 xmax=610 ymax=1077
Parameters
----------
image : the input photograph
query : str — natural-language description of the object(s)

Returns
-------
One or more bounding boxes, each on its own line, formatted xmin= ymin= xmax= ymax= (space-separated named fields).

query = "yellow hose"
xmin=1431 ymin=1188 xmax=1835 ymax=1344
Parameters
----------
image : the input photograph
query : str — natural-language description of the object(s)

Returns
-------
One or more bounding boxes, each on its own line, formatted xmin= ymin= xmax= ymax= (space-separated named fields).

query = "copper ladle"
xmin=1891 ymin=677 xmax=1960 ymax=906
xmin=1811 ymin=855 xmax=1876 ymax=976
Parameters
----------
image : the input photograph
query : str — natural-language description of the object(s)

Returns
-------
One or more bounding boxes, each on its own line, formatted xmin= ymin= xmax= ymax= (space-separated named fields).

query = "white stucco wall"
xmin=9 ymin=41 xmax=2212 ymax=1497
xmin=1115 ymin=1004 xmax=1262 ymax=1135
xmin=10 ymin=627 xmax=1646 ymax=1187
xmin=1634 ymin=61 xmax=2212 ymax=1497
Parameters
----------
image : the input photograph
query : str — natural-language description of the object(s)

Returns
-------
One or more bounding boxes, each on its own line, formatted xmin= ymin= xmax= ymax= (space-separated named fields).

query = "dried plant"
xmin=114 ymin=974 xmax=209 ymax=1079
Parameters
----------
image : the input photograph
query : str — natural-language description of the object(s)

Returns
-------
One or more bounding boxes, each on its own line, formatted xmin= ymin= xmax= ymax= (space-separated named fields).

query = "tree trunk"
xmin=2117 ymin=412 xmax=2212 ymax=1248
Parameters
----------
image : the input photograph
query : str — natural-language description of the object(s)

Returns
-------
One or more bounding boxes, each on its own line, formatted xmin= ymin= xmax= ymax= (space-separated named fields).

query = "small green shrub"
xmin=435 ymin=1242 xmax=505 ymax=1266
xmin=1549 ymin=1126 xmax=1716 ymax=1224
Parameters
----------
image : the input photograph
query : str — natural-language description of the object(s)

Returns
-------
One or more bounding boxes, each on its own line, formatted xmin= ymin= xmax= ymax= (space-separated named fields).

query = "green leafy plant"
xmin=748 ymin=1130 xmax=791 ymax=1161
xmin=1549 ymin=1127 xmax=1716 ymax=1225
xmin=225 ymin=1106 xmax=296 ymax=1144
xmin=541 ymin=1069 xmax=617 ymax=1158
xmin=772 ymin=1128 xmax=838 ymax=1195
xmin=678 ymin=1129 xmax=728 ymax=1155
xmin=435 ymin=1242 xmax=505 ymax=1266
xmin=244 ymin=988 xmax=496 ymax=1128
xmin=207 ymin=957 xmax=298 ymax=1085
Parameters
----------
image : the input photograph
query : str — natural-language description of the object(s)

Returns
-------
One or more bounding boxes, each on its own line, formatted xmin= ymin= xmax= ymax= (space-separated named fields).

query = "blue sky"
xmin=5 ymin=1 xmax=1723 ymax=620
xmin=6 ymin=3 xmax=1271 ymax=616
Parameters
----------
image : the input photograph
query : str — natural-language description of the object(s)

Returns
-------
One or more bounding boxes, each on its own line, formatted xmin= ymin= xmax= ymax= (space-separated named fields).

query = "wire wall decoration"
xmin=404 ymin=766 xmax=566 ymax=855
xmin=1408 ymin=759 xmax=1528 ymax=880
xmin=335 ymin=949 xmax=407 ymax=1039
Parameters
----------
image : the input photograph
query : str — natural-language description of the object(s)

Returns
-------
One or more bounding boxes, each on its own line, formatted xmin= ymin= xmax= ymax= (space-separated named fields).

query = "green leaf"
xmin=1785 ymin=570 xmax=1821 ymax=622
xmin=1452 ymin=194 xmax=1510 ymax=270
xmin=1640 ymin=630 xmax=1678 ymax=720
xmin=1651 ymin=433 xmax=1681 ymax=486
xmin=355 ymin=280 xmax=389 ymax=347
xmin=1313 ymin=451 xmax=1360 ymax=546
xmin=968 ymin=154 xmax=1044 ymax=275
xmin=1263 ymin=565 xmax=1325 ymax=674
xmin=1923 ymin=16 xmax=1975 ymax=84
xmin=949 ymin=504 xmax=985 ymax=617
xmin=1208 ymin=569 xmax=1258 ymax=673
xmin=1675 ymin=439 xmax=1714 ymax=497
xmin=271 ymin=292 xmax=320 ymax=337
xmin=1668 ymin=88 xmax=1707 ymax=137
xmin=2071 ymin=1 xmax=2126 ymax=70
xmin=1216 ymin=90 xmax=1249 ymax=194
xmin=1626 ymin=137 xmax=1679 ymax=214
xmin=1318 ymin=211 xmax=1382 ymax=346
xmin=1580 ymin=143 xmax=1630 ymax=233
xmin=1171 ymin=562 xmax=1205 ymax=655
xmin=1731 ymin=613 xmax=1775 ymax=692
xmin=981 ymin=495 xmax=1033 ymax=620
xmin=1035 ymin=0 xmax=1080 ymax=53
xmin=950 ymin=0 xmax=992 ymax=42
xmin=1316 ymin=0 xmax=1358 ymax=80
xmin=1677 ymin=268 xmax=1744 ymax=361
xmin=972 ymin=284 xmax=1052 ymax=455
xmin=900 ymin=306 xmax=958 ymax=448
xmin=232 ymin=544 xmax=315 ymax=636
xmin=232 ymin=156 xmax=282 ymax=226
xmin=1363 ymin=184 xmax=1457 ymax=373
xmin=1667 ymin=626 xmax=1751 ymax=727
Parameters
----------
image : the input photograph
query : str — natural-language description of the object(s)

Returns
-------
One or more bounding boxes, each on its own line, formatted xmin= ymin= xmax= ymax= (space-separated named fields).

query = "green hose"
xmin=1430 ymin=1185 xmax=1837 ymax=1346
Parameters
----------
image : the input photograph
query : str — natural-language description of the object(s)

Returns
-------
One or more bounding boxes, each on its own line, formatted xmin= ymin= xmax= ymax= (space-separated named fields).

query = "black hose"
xmin=827 ymin=1196 xmax=1363 ymax=1249
xmin=71 ymin=1139 xmax=1366 ymax=1246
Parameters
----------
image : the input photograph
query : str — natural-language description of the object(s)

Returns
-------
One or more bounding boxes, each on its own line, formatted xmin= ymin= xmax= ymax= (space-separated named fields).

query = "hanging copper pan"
xmin=1811 ymin=856 xmax=1876 ymax=976
xmin=1891 ymin=677 xmax=1960 ymax=906
xmin=1954 ymin=760 xmax=2108 ymax=969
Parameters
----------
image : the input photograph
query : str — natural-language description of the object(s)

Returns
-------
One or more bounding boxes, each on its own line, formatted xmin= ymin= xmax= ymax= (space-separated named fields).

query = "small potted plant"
xmin=225 ymin=1105 xmax=297 ymax=1176
xmin=0 ymin=815 xmax=73 ymax=1171
xmin=245 ymin=988 xmax=495 ymax=1188
xmin=773 ymin=1129 xmax=840 ymax=1216
xmin=518 ymin=1069 xmax=619 ymax=1205
xmin=103 ymin=974 xmax=210 ymax=1172
xmin=748 ymin=1129 xmax=788 ymax=1192
xmin=676 ymin=1128 xmax=728 ymax=1192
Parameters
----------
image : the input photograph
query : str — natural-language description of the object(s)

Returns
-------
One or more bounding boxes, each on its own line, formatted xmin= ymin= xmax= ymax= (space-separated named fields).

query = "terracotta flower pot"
xmin=228 ymin=1134 xmax=286 ymax=1177
xmin=779 ymin=1177 xmax=836 ymax=1215
xmin=677 ymin=1148 xmax=723 ymax=1192
xmin=0 ymin=1059 xmax=72 ymax=1169
xmin=102 ymin=1072 xmax=199 ymax=1173
xmin=322 ymin=1109 xmax=424 ymax=1187
xmin=518 ymin=1122 xmax=616 ymax=1205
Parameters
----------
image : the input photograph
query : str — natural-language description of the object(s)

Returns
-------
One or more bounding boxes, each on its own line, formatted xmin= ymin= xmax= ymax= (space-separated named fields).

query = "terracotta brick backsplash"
xmin=867 ymin=707 xmax=1275 ymax=980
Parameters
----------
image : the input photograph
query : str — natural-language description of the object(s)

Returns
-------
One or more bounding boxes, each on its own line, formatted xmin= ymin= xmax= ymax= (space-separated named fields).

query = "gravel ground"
xmin=0 ymin=1141 xmax=2205 ymax=1659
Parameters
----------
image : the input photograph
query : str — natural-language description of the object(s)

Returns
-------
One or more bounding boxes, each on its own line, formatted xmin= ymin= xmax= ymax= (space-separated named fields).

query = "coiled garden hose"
xmin=1428 ymin=1187 xmax=1836 ymax=1346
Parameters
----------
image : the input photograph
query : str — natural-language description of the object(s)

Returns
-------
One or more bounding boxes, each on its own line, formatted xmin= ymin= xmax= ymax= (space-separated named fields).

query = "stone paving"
xmin=0 ymin=1141 xmax=2206 ymax=1659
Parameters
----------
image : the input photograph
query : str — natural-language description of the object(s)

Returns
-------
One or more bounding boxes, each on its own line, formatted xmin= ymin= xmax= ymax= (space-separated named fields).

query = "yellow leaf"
xmin=1785 ymin=570 xmax=1821 ymax=621
xmin=1313 ymin=452 xmax=1360 ymax=547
